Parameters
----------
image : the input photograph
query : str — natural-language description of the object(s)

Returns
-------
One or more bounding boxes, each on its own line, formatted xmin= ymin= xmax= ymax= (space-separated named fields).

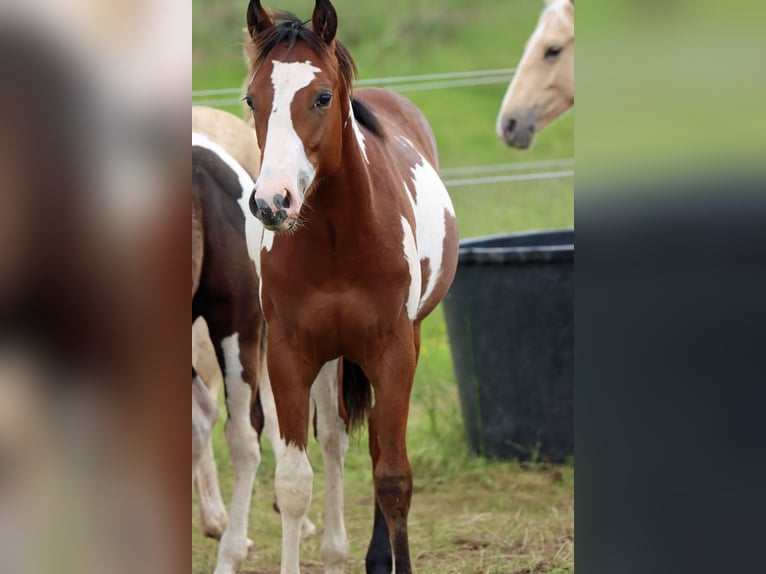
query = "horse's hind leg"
xmin=192 ymin=370 xmax=216 ymax=476
xmin=363 ymin=327 xmax=422 ymax=571
xmin=192 ymin=320 xmax=228 ymax=539
xmin=213 ymin=332 xmax=262 ymax=574
xmin=311 ymin=359 xmax=349 ymax=573
xmin=365 ymin=431 xmax=393 ymax=574
xmin=364 ymin=332 xmax=417 ymax=574
xmin=194 ymin=428 xmax=228 ymax=539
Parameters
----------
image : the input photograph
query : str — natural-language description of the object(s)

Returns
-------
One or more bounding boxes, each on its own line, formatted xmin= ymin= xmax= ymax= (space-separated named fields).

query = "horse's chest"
xmin=260 ymin=243 xmax=411 ymax=352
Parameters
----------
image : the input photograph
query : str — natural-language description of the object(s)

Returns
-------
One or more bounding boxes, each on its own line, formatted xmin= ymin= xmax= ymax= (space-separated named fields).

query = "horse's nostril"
xmin=249 ymin=192 xmax=258 ymax=216
xmin=282 ymin=194 xmax=291 ymax=209
xmin=504 ymin=118 xmax=517 ymax=136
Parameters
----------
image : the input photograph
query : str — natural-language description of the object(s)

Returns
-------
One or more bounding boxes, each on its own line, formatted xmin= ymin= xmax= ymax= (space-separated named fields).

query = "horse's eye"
xmin=314 ymin=92 xmax=333 ymax=108
xmin=544 ymin=46 xmax=563 ymax=59
xmin=244 ymin=95 xmax=254 ymax=110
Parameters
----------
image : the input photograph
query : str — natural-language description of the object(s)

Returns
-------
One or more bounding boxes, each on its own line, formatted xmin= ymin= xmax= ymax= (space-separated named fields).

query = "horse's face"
xmin=244 ymin=0 xmax=347 ymax=232
xmin=496 ymin=0 xmax=574 ymax=149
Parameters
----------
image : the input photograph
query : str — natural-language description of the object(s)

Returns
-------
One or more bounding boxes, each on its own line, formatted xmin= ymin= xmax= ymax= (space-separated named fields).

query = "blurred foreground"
xmin=0 ymin=1 xmax=189 ymax=572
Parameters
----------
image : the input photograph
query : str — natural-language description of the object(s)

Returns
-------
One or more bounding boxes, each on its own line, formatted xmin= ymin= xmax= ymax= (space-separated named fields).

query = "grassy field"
xmin=193 ymin=0 xmax=574 ymax=572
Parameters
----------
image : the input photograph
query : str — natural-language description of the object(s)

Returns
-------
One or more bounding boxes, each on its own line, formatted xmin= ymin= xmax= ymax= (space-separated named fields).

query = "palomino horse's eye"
xmin=544 ymin=46 xmax=563 ymax=59
xmin=314 ymin=91 xmax=333 ymax=109
xmin=243 ymin=95 xmax=254 ymax=110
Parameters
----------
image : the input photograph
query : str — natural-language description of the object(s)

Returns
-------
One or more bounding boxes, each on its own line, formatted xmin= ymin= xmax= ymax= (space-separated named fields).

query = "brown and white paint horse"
xmin=242 ymin=1 xmax=459 ymax=573
xmin=496 ymin=0 xmax=574 ymax=148
xmin=192 ymin=106 xmax=321 ymax=574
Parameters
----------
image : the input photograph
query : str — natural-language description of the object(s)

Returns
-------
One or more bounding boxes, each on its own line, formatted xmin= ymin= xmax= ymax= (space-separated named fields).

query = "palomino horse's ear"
xmin=246 ymin=0 xmax=274 ymax=39
xmin=312 ymin=0 xmax=338 ymax=44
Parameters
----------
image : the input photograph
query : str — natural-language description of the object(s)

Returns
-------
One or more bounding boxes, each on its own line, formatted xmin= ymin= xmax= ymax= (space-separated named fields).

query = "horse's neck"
xmin=315 ymin=120 xmax=376 ymax=215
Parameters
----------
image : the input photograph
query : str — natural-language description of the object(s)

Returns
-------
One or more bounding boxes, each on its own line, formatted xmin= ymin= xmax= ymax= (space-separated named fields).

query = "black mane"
xmin=351 ymin=98 xmax=382 ymax=136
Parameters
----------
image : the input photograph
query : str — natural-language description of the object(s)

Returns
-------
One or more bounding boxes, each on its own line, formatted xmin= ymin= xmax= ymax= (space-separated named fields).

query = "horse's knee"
xmin=275 ymin=444 xmax=313 ymax=517
xmin=316 ymin=415 xmax=349 ymax=460
xmin=224 ymin=419 xmax=261 ymax=472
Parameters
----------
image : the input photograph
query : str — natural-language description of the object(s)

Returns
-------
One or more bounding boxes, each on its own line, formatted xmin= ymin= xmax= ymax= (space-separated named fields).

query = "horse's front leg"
xmin=311 ymin=359 xmax=349 ymax=573
xmin=259 ymin=352 xmax=317 ymax=540
xmin=213 ymin=331 xmax=262 ymax=574
xmin=364 ymin=327 xmax=417 ymax=574
xmin=267 ymin=338 xmax=321 ymax=574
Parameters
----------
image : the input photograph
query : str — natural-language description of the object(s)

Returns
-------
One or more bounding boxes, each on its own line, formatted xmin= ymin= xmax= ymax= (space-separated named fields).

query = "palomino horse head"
xmin=244 ymin=0 xmax=355 ymax=232
xmin=496 ymin=0 xmax=574 ymax=149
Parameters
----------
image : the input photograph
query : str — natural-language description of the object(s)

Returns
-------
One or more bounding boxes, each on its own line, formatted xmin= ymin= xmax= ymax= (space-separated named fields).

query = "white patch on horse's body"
xmin=214 ymin=334 xmax=262 ymax=574
xmin=262 ymin=229 xmax=275 ymax=251
xmin=242 ymin=219 xmax=274 ymax=307
xmin=193 ymin=132 xmax=269 ymax=307
xmin=399 ymin=155 xmax=455 ymax=315
xmin=256 ymin=60 xmax=320 ymax=200
xmin=349 ymin=107 xmax=369 ymax=164
xmin=400 ymin=216 xmax=422 ymax=321
xmin=275 ymin=442 xmax=314 ymax=574
xmin=394 ymin=134 xmax=454 ymax=314
xmin=398 ymin=135 xmax=415 ymax=150
xmin=311 ymin=359 xmax=349 ymax=572
xmin=192 ymin=133 xmax=254 ymax=198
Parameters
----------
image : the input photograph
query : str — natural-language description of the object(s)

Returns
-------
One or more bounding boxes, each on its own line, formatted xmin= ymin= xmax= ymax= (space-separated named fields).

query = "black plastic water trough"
xmin=442 ymin=229 xmax=574 ymax=461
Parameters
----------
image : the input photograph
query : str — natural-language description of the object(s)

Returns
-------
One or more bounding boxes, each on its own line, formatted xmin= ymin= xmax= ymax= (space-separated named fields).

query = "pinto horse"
xmin=496 ymin=0 xmax=574 ymax=149
xmin=242 ymin=1 xmax=459 ymax=573
xmin=192 ymin=106 xmax=319 ymax=574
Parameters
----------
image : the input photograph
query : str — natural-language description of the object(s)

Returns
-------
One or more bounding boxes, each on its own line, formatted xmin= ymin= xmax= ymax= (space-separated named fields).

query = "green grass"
xmin=193 ymin=1 xmax=573 ymax=572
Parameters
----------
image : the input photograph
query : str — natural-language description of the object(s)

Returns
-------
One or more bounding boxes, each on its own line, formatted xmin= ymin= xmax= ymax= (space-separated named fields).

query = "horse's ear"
xmin=312 ymin=0 xmax=338 ymax=44
xmin=246 ymin=0 xmax=274 ymax=39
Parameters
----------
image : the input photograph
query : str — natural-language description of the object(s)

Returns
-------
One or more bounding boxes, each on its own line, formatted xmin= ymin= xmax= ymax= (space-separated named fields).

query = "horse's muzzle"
xmin=500 ymin=116 xmax=535 ymax=149
xmin=250 ymin=194 xmax=288 ymax=229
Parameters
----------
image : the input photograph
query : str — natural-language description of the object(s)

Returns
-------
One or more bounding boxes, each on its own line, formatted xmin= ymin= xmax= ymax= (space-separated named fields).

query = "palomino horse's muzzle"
xmin=500 ymin=115 xmax=536 ymax=149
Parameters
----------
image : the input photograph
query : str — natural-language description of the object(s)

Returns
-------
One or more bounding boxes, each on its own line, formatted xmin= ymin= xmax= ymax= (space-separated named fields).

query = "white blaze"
xmin=257 ymin=60 xmax=320 ymax=200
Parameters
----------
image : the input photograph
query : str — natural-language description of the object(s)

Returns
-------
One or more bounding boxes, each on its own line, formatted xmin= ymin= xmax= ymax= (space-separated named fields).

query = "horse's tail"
xmin=341 ymin=357 xmax=372 ymax=431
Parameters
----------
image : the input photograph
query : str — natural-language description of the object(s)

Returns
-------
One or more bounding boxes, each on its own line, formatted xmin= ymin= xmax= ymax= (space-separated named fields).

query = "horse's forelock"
xmin=249 ymin=12 xmax=357 ymax=96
